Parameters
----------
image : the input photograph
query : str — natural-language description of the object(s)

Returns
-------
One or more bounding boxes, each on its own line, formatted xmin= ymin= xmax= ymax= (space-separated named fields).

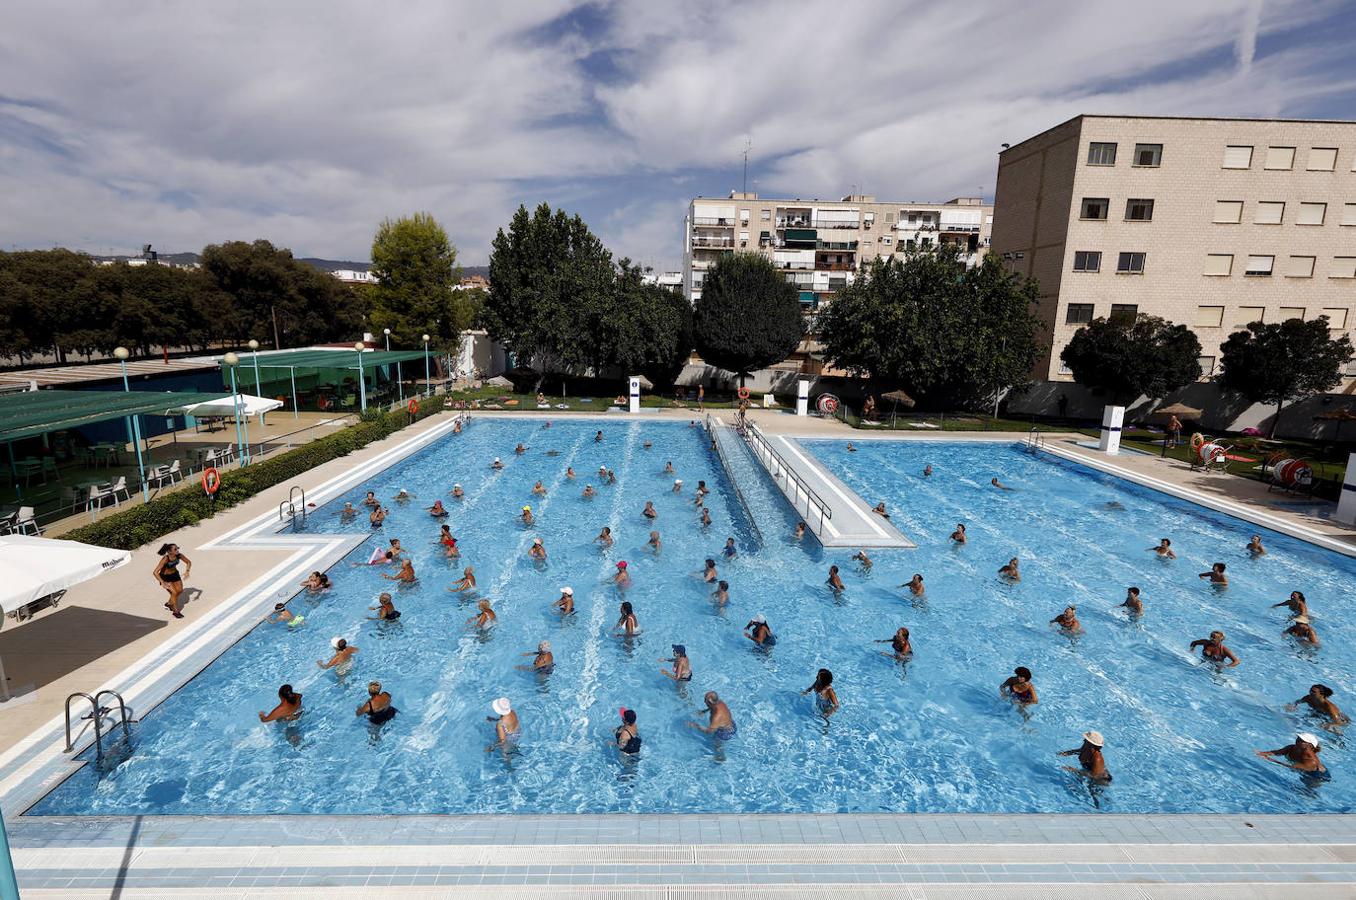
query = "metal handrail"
xmin=65 ymin=689 xmax=133 ymax=756
xmin=703 ymin=415 xmax=762 ymax=543
xmin=741 ymin=423 xmax=833 ymax=534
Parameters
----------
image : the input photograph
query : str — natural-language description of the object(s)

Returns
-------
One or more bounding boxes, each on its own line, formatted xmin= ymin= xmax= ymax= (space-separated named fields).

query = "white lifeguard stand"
xmin=1337 ymin=452 xmax=1356 ymax=525
xmin=1099 ymin=405 xmax=1125 ymax=454
xmin=628 ymin=376 xmax=640 ymax=414
xmin=796 ymin=379 xmax=810 ymax=416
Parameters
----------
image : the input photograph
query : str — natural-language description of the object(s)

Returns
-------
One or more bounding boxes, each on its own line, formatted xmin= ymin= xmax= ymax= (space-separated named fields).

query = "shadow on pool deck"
xmin=0 ymin=606 xmax=165 ymax=698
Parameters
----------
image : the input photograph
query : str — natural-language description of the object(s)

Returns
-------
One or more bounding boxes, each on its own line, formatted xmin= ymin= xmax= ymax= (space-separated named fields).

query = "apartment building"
xmin=992 ymin=114 xmax=1356 ymax=382
xmin=682 ymin=193 xmax=992 ymax=309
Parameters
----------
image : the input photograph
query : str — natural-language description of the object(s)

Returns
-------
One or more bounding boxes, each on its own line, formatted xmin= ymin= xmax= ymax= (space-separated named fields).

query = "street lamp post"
xmin=383 ymin=328 xmax=391 ymax=352
xmin=223 ymin=352 xmax=250 ymax=465
xmin=247 ymin=338 xmax=261 ymax=396
xmin=422 ymin=334 xmax=431 ymax=398
xmin=354 ymin=342 xmax=368 ymax=412
xmin=114 ymin=347 xmax=150 ymax=500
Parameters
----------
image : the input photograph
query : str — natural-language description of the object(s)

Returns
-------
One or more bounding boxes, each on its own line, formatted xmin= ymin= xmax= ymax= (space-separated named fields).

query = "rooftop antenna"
xmin=741 ymin=138 xmax=752 ymax=194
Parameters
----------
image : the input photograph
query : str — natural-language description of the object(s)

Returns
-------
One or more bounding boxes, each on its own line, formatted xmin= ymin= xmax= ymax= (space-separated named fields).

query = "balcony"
xmin=817 ymin=240 xmax=858 ymax=251
xmin=813 ymin=218 xmax=859 ymax=230
xmin=776 ymin=217 xmax=812 ymax=229
xmin=816 ymin=262 xmax=854 ymax=272
xmin=691 ymin=235 xmax=735 ymax=249
xmin=692 ymin=217 xmax=735 ymax=227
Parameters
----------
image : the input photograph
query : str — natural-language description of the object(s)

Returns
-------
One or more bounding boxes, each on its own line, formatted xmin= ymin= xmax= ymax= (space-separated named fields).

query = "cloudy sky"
xmin=3 ymin=0 xmax=1355 ymax=270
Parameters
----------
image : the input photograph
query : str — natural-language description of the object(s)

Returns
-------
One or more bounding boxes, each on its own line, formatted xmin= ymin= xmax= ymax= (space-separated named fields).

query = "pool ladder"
xmin=65 ymin=690 xmax=134 ymax=757
xmin=1025 ymin=427 xmax=1047 ymax=453
xmin=278 ymin=485 xmax=307 ymax=523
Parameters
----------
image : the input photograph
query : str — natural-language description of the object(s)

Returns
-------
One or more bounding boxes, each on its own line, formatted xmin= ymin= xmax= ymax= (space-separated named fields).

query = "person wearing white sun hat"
xmin=490 ymin=457 xmax=504 ymax=470
xmin=451 ymin=483 xmax=465 ymax=499
xmin=317 ymin=637 xmax=358 ymax=673
xmin=1058 ymin=730 xmax=1111 ymax=783
xmin=487 ymin=697 xmax=520 ymax=752
xmin=553 ymin=587 xmax=575 ymax=616
xmin=1256 ymin=733 xmax=1326 ymax=773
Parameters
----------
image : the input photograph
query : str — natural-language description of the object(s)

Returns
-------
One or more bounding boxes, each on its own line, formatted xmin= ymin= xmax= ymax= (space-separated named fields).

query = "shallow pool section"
xmin=31 ymin=427 xmax=1356 ymax=816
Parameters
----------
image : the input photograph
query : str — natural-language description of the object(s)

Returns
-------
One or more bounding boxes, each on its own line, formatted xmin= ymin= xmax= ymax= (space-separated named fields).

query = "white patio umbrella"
xmin=0 ymin=535 xmax=132 ymax=701
xmin=171 ymin=393 xmax=283 ymax=418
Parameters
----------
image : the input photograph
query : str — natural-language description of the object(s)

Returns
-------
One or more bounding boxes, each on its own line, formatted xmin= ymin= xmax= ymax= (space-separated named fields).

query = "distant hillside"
xmin=87 ymin=251 xmax=487 ymax=277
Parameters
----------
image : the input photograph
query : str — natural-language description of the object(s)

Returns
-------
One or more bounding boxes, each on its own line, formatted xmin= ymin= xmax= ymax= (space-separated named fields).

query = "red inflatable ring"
xmin=408 ymin=397 xmax=419 ymax=415
xmin=201 ymin=466 xmax=221 ymax=495
xmin=736 ymin=387 xmax=751 ymax=400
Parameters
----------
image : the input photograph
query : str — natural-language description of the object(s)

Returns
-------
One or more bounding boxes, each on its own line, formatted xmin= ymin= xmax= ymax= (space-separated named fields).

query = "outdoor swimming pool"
xmin=30 ymin=421 xmax=1356 ymax=816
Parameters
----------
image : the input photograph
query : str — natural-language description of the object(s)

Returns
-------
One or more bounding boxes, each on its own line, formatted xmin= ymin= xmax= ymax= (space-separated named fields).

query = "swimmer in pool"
xmin=531 ymin=480 xmax=547 ymax=496
xmin=386 ymin=538 xmax=405 ymax=559
xmin=876 ymin=627 xmax=912 ymax=659
xmin=702 ymin=558 xmax=718 ymax=583
xmin=528 ymin=537 xmax=547 ymax=560
xmin=369 ymin=593 xmax=401 ymax=620
xmin=369 ymin=505 xmax=387 ymax=527
xmin=428 ymin=500 xmax=449 ymax=518
xmin=448 ymin=566 xmax=477 ymax=593
xmin=696 ymin=481 xmax=709 ymax=498
xmin=596 ymin=526 xmax=613 ymax=547
xmin=269 ymin=602 xmax=301 ymax=626
xmin=1284 ymin=616 xmax=1320 ymax=647
xmin=582 ymin=484 xmax=596 ymax=499
xmin=355 ymin=681 xmax=397 ymax=724
xmin=553 ymin=587 xmax=575 ymax=615
xmin=648 ymin=530 xmax=662 ymax=553
xmin=660 ymin=644 xmax=692 ymax=681
xmin=923 ymin=464 xmax=933 ymax=477
xmin=1058 ymin=731 xmax=1111 ymax=783
xmin=1272 ymin=591 xmax=1308 ymax=618
xmin=845 ymin=441 xmax=856 ymax=453
xmin=794 ymin=522 xmax=806 ymax=541
xmin=744 ymin=614 xmax=775 ymax=647
xmin=872 ymin=501 xmax=890 ymax=518
xmin=1122 ymin=586 xmax=1143 ymax=616
xmin=700 ymin=507 xmax=712 ymax=527
xmin=642 ymin=501 xmax=657 ymax=520
xmin=802 ymin=668 xmax=840 ymax=715
xmin=339 ymin=502 xmax=357 ymax=522
xmin=613 ymin=600 xmax=639 ymax=636
xmin=664 ymin=461 xmax=675 ymax=474
xmin=565 ymin=467 xmax=576 ymax=479
xmin=318 ymin=637 xmax=358 ymax=671
xmin=991 ymin=477 xmax=1015 ymax=491
xmin=1190 ymin=630 xmax=1239 ymax=667
xmin=673 ymin=479 xmax=683 ymax=494
xmin=605 ymin=468 xmax=617 ymax=485
xmin=439 ymin=525 xmax=459 ymax=558
xmin=827 ymin=564 xmax=845 ymax=592
xmin=451 ymin=483 xmax=465 ymax=499
xmin=1247 ymin=534 xmax=1266 ymax=557
xmin=902 ymin=573 xmax=924 ymax=596
xmin=394 ymin=488 xmax=412 ymax=503
xmin=852 ymin=549 xmax=872 ymax=570
xmin=517 ymin=640 xmax=554 ymax=672
xmin=383 ymin=558 xmax=417 ymax=583
xmin=361 ymin=491 xmax=379 ymax=508
xmin=614 ymin=560 xmax=631 ymax=587
xmin=301 ymin=571 xmax=330 ymax=593
xmin=1198 ymin=562 xmax=1228 ymax=586
xmin=1288 ymin=684 xmax=1348 ymax=725
xmin=1256 ymin=733 xmax=1325 ymax=773
xmin=258 ymin=684 xmax=302 ymax=723
xmin=998 ymin=558 xmax=1021 ymax=582
xmin=466 ymin=598 xmax=497 ymax=629
xmin=712 ymin=580 xmax=729 ymax=606
xmin=521 ymin=505 xmax=534 ymax=526
xmin=687 ymin=691 xmax=736 ymax=740
xmin=486 ymin=697 xmax=520 ymax=752
xmin=722 ymin=537 xmax=737 ymax=559
xmin=594 ymin=430 xmax=603 ymax=443
xmin=514 ymin=442 xmax=527 ymax=455
xmin=490 ymin=457 xmax=504 ymax=470
xmin=614 ymin=707 xmax=641 ymax=755
xmin=1000 ymin=666 xmax=1038 ymax=705
xmin=1051 ymin=605 xmax=1082 ymax=634
xmin=1148 ymin=538 xmax=1176 ymax=559
xmin=949 ymin=523 xmax=967 ymax=544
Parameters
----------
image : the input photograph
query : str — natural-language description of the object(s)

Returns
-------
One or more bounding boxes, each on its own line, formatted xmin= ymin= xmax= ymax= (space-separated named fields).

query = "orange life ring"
xmin=407 ymin=397 xmax=419 ymax=415
xmin=737 ymin=387 xmax=751 ymax=400
xmin=201 ymin=466 xmax=221 ymax=495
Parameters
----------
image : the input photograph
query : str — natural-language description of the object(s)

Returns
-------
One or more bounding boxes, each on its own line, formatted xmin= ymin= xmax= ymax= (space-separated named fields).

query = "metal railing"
xmin=1025 ymin=427 xmax=1047 ymax=452
xmin=65 ymin=689 xmax=133 ymax=756
xmin=740 ymin=422 xmax=833 ymax=534
xmin=702 ymin=414 xmax=762 ymax=544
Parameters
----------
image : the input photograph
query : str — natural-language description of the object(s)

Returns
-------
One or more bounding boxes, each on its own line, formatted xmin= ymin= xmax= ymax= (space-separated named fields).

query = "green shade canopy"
xmin=0 ymin=389 xmax=231 ymax=443
xmin=246 ymin=349 xmax=429 ymax=370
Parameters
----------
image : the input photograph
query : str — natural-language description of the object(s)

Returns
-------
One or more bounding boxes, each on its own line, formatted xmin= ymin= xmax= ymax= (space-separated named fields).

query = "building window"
xmin=1343 ymin=203 xmax=1356 ymax=226
xmin=1132 ymin=143 xmax=1163 ymax=167
xmin=1287 ymin=255 xmax=1316 ymax=278
xmin=1195 ymin=305 xmax=1225 ymax=327
xmin=1235 ymin=306 xmax=1265 ymax=326
xmin=1125 ymin=198 xmax=1154 ymax=221
xmin=1279 ymin=307 xmax=1305 ymax=321
xmin=1222 ymin=145 xmax=1254 ymax=169
xmin=905 ymin=239 xmax=916 ymax=251
xmin=1065 ymin=303 xmax=1095 ymax=324
xmin=739 ymin=230 xmax=749 ymax=243
xmin=1197 ymin=356 xmax=1216 ymax=377
xmin=1297 ymin=202 xmax=1327 ymax=226
xmin=1332 ymin=257 xmax=1356 ymax=279
xmin=921 ymin=237 xmax=932 ymax=248
xmin=1087 ymin=142 xmax=1117 ymax=166
xmin=760 ymin=209 xmax=771 ymax=221
xmin=1203 ymin=254 xmax=1233 ymax=276
xmin=1080 ymin=197 xmax=1109 ymax=220
xmin=906 ymin=213 xmax=917 ymax=224
xmin=863 ymin=212 xmax=875 ymax=228
xmin=1213 ymin=200 xmax=1243 ymax=223
xmin=880 ymin=236 xmax=892 ymax=244
xmin=1110 ymin=303 xmax=1138 ymax=323
xmin=1264 ymin=146 xmax=1296 ymax=170
xmin=1072 ymin=251 xmax=1101 ymax=272
xmin=1116 ymin=252 xmax=1146 ymax=274
xmin=1254 ymin=201 xmax=1285 ymax=225
xmin=1244 ymin=254 xmax=1274 ymax=276
xmin=1321 ymin=308 xmax=1349 ymax=329
xmin=1307 ymin=147 xmax=1338 ymax=171
xmin=739 ymin=209 xmax=750 ymax=223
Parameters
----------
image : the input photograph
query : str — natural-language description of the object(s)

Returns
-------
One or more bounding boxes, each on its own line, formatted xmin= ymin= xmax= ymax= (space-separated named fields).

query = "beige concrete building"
xmin=683 ymin=193 xmax=992 ymax=311
xmin=992 ymin=114 xmax=1356 ymax=382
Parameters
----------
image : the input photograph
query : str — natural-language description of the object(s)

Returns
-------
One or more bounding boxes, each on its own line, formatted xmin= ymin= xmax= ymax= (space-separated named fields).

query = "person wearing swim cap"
xmin=486 ymin=697 xmax=519 ymax=752
xmin=1256 ymin=733 xmax=1325 ymax=773
xmin=553 ymin=587 xmax=575 ymax=616
xmin=614 ymin=707 xmax=642 ymax=755
xmin=1288 ymin=683 xmax=1348 ymax=725
xmin=1058 ymin=731 xmax=1111 ymax=783
xmin=428 ymin=500 xmax=449 ymax=518
xmin=687 ymin=691 xmax=736 ymax=741
xmin=518 ymin=640 xmax=554 ymax=672
xmin=660 ymin=644 xmax=692 ymax=682
xmin=490 ymin=457 xmax=504 ymax=470
xmin=744 ymin=614 xmax=775 ymax=648
xmin=338 ymin=501 xmax=358 ymax=522
xmin=582 ymin=484 xmax=597 ymax=499
xmin=451 ymin=483 xmax=465 ymax=499
xmin=521 ymin=505 xmax=534 ymax=526
xmin=356 ymin=681 xmax=397 ymax=724
xmin=528 ymin=537 xmax=547 ymax=560
xmin=318 ymin=637 xmax=358 ymax=671
xmin=672 ymin=479 xmax=683 ymax=493
xmin=614 ymin=560 xmax=630 ymax=588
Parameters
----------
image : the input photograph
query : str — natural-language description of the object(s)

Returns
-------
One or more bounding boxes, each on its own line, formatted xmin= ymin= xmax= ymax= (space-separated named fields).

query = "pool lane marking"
xmin=772 ymin=435 xmax=892 ymax=542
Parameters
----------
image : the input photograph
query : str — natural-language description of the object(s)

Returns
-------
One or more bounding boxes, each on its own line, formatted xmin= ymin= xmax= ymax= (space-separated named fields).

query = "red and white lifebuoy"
xmin=201 ymin=466 xmax=221 ymax=495
xmin=407 ymin=397 xmax=419 ymax=415
xmin=1195 ymin=442 xmax=1227 ymax=465
xmin=1274 ymin=458 xmax=1313 ymax=487
xmin=736 ymin=387 xmax=750 ymax=400
xmin=816 ymin=393 xmax=840 ymax=415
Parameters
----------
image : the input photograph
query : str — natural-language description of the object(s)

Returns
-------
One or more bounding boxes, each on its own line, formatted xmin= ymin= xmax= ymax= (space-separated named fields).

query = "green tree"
xmin=368 ymin=212 xmax=467 ymax=349
xmin=610 ymin=261 xmax=693 ymax=384
xmin=1218 ymin=317 xmax=1355 ymax=437
xmin=692 ymin=252 xmax=802 ymax=385
xmin=816 ymin=248 xmax=1040 ymax=407
xmin=1059 ymin=314 xmax=1202 ymax=406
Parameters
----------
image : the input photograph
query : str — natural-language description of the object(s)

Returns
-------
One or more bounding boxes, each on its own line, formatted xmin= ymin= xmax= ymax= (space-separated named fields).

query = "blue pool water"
xmin=32 ymin=422 xmax=1356 ymax=815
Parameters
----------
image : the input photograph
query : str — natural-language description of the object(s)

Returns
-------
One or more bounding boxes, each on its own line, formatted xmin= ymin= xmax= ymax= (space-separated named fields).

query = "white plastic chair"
xmin=167 ymin=459 xmax=183 ymax=483
xmin=14 ymin=506 xmax=40 ymax=535
xmin=108 ymin=476 xmax=130 ymax=503
xmin=87 ymin=484 xmax=114 ymax=513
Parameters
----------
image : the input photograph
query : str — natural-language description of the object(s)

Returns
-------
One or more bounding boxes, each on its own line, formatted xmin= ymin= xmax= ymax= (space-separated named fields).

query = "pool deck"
xmin=4 ymin=407 xmax=1356 ymax=897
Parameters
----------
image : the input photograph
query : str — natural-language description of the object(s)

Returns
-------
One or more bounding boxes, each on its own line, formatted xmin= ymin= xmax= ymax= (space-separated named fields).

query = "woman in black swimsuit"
xmin=356 ymin=681 xmax=397 ymax=724
xmin=154 ymin=543 xmax=191 ymax=619
xmin=1000 ymin=666 xmax=1038 ymax=705
xmin=614 ymin=707 xmax=641 ymax=755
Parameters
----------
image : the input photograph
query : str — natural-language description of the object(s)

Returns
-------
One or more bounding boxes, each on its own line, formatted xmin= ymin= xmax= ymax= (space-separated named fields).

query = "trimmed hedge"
xmin=61 ymin=397 xmax=451 ymax=551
